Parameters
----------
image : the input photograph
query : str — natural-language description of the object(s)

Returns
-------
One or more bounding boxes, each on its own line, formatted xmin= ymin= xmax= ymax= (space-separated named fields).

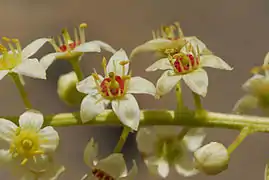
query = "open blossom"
xmin=136 ymin=127 xmax=205 ymax=178
xmin=82 ymin=138 xmax=137 ymax=180
xmin=147 ymin=43 xmax=233 ymax=97
xmin=76 ymin=49 xmax=156 ymax=130
xmin=0 ymin=37 xmax=49 ymax=80
xmin=40 ymin=23 xmax=116 ymax=70
xmin=0 ymin=110 xmax=59 ymax=174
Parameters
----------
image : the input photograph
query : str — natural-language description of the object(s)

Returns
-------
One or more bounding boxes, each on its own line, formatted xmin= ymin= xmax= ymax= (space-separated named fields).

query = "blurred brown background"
xmin=1 ymin=0 xmax=269 ymax=179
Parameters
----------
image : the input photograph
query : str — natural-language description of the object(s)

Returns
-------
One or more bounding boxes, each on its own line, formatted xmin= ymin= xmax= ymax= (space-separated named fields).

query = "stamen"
xmin=62 ymin=28 xmax=71 ymax=51
xmin=79 ymin=23 xmax=87 ymax=44
xmin=21 ymin=158 xmax=28 ymax=165
xmin=251 ymin=66 xmax=261 ymax=74
xmin=152 ymin=30 xmax=156 ymax=39
xmin=2 ymin=37 xmax=16 ymax=54
xmin=102 ymin=57 xmax=108 ymax=76
xmin=119 ymin=60 xmax=129 ymax=76
xmin=174 ymin=22 xmax=184 ymax=38
xmin=91 ymin=72 xmax=102 ymax=93
xmin=33 ymin=150 xmax=44 ymax=155
xmin=57 ymin=36 xmax=63 ymax=47
xmin=12 ymin=39 xmax=22 ymax=53
xmin=74 ymin=28 xmax=79 ymax=44
xmin=49 ymin=38 xmax=60 ymax=52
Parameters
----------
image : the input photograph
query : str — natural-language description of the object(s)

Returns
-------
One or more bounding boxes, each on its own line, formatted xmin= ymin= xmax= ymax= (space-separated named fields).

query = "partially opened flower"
xmin=0 ymin=110 xmax=59 ymax=169
xmin=76 ymin=49 xmax=156 ymax=130
xmin=40 ymin=23 xmax=116 ymax=70
xmin=82 ymin=138 xmax=137 ymax=180
xmin=147 ymin=43 xmax=232 ymax=97
xmin=0 ymin=37 xmax=49 ymax=80
xmin=136 ymin=127 xmax=205 ymax=178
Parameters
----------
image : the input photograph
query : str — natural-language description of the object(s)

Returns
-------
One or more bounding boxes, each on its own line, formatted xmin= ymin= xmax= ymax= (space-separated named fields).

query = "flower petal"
xmin=106 ymin=49 xmax=129 ymax=76
xmin=156 ymin=70 xmax=182 ymax=98
xmin=38 ymin=126 xmax=59 ymax=152
xmin=200 ymin=55 xmax=233 ymax=70
xmin=22 ymin=38 xmax=50 ymax=59
xmin=119 ymin=160 xmax=138 ymax=180
xmin=84 ymin=138 xmax=98 ymax=168
xmin=242 ymin=74 xmax=265 ymax=92
xmin=183 ymin=68 xmax=208 ymax=97
xmin=136 ymin=127 xmax=158 ymax=155
xmin=40 ymin=52 xmax=64 ymax=70
xmin=0 ymin=70 xmax=9 ymax=80
xmin=88 ymin=40 xmax=116 ymax=53
xmin=145 ymin=58 xmax=173 ymax=72
xmin=80 ymin=95 xmax=108 ymax=123
xmin=0 ymin=149 xmax=12 ymax=166
xmin=127 ymin=76 xmax=156 ymax=96
xmin=183 ymin=128 xmax=206 ymax=152
xmin=12 ymin=58 xmax=46 ymax=79
xmin=96 ymin=153 xmax=127 ymax=179
xmin=19 ymin=110 xmax=44 ymax=131
xmin=0 ymin=118 xmax=17 ymax=142
xmin=112 ymin=94 xmax=140 ymax=131
xmin=233 ymin=95 xmax=258 ymax=114
xmin=76 ymin=74 xmax=104 ymax=95
xmin=73 ymin=42 xmax=101 ymax=53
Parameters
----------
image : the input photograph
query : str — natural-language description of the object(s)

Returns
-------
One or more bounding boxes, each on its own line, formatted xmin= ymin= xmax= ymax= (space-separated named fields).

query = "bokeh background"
xmin=1 ymin=0 xmax=269 ymax=179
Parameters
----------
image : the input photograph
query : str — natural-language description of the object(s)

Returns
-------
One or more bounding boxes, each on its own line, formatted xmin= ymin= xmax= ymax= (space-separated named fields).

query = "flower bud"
xmin=57 ymin=71 xmax=85 ymax=105
xmin=194 ymin=142 xmax=229 ymax=175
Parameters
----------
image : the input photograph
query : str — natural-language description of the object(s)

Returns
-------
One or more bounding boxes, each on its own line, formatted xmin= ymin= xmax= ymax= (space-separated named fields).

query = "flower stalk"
xmin=113 ymin=126 xmax=131 ymax=153
xmin=69 ymin=57 xmax=84 ymax=81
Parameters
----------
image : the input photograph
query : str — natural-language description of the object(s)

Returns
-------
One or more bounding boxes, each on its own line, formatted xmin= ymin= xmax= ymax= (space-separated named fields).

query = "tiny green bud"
xmin=194 ymin=142 xmax=229 ymax=175
xmin=57 ymin=71 xmax=85 ymax=106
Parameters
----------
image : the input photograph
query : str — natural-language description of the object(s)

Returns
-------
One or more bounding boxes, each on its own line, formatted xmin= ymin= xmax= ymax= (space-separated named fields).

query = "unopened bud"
xmin=194 ymin=142 xmax=229 ymax=175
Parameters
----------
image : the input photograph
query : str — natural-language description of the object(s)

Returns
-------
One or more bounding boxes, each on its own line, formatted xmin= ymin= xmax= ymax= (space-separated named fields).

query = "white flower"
xmin=0 ymin=110 xmax=59 ymax=168
xmin=147 ymin=45 xmax=232 ymax=97
xmin=82 ymin=138 xmax=137 ymax=180
xmin=0 ymin=37 xmax=49 ymax=80
xmin=40 ymin=23 xmax=116 ymax=70
xmin=76 ymin=49 xmax=156 ymax=130
xmin=136 ymin=126 xmax=206 ymax=178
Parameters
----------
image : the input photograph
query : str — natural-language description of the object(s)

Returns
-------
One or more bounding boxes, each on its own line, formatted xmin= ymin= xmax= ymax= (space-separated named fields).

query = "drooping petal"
xmin=0 ymin=70 xmax=9 ymax=80
xmin=200 ymin=55 xmax=233 ymax=70
xmin=182 ymin=68 xmax=208 ymax=97
xmin=88 ymin=40 xmax=116 ymax=53
xmin=112 ymin=94 xmax=140 ymax=131
xmin=73 ymin=42 xmax=101 ymax=53
xmin=242 ymin=74 xmax=265 ymax=92
xmin=22 ymin=38 xmax=50 ymax=59
xmin=0 ymin=149 xmax=12 ymax=166
xmin=233 ymin=95 xmax=258 ymax=114
xmin=0 ymin=118 xmax=17 ymax=142
xmin=119 ymin=160 xmax=138 ymax=180
xmin=40 ymin=52 xmax=64 ymax=70
xmin=19 ymin=110 xmax=44 ymax=131
xmin=12 ymin=58 xmax=46 ymax=79
xmin=95 ymin=153 xmax=127 ymax=179
xmin=106 ymin=49 xmax=129 ymax=76
xmin=156 ymin=70 xmax=182 ymax=98
xmin=145 ymin=58 xmax=173 ymax=72
xmin=145 ymin=158 xmax=170 ymax=178
xmin=84 ymin=138 xmax=99 ymax=168
xmin=182 ymin=36 xmax=207 ymax=54
xmin=183 ymin=128 xmax=206 ymax=152
xmin=76 ymin=74 xmax=104 ymax=95
xmin=80 ymin=95 xmax=109 ymax=123
xmin=38 ymin=126 xmax=59 ymax=152
xmin=127 ymin=76 xmax=156 ymax=96
xmin=136 ymin=127 xmax=158 ymax=155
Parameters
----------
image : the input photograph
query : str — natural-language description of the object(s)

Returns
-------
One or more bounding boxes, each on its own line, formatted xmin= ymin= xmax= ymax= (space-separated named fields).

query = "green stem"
xmin=227 ymin=127 xmax=251 ymax=155
xmin=10 ymin=73 xmax=32 ymax=109
xmin=70 ymin=58 xmax=84 ymax=81
xmin=192 ymin=92 xmax=203 ymax=110
xmin=113 ymin=126 xmax=131 ymax=153
xmin=177 ymin=127 xmax=190 ymax=141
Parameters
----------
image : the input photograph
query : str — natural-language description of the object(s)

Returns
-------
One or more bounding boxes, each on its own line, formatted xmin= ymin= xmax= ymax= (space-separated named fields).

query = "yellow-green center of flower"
xmin=9 ymin=127 xmax=44 ymax=165
xmin=0 ymin=37 xmax=22 ymax=70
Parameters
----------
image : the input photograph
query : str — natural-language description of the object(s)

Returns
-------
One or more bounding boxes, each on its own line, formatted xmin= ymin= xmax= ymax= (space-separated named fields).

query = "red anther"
xmin=173 ymin=54 xmax=199 ymax=73
xmin=59 ymin=41 xmax=81 ymax=52
xmin=100 ymin=76 xmax=125 ymax=97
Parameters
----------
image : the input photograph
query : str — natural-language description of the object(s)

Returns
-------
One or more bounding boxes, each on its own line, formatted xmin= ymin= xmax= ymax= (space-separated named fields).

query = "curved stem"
xmin=10 ymin=73 xmax=32 ymax=109
xmin=113 ymin=126 xmax=131 ymax=153
xmin=70 ymin=57 xmax=84 ymax=81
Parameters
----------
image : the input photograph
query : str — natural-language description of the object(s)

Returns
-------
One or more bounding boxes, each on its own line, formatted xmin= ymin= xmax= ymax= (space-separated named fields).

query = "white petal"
xmin=38 ymin=126 xmax=59 ymax=152
xmin=0 ymin=70 xmax=9 ymax=80
xmin=0 ymin=149 xmax=12 ymax=166
xmin=88 ymin=40 xmax=116 ymax=53
xmin=80 ymin=95 xmax=108 ymax=123
xmin=76 ymin=75 xmax=104 ymax=95
xmin=127 ymin=77 xmax=156 ymax=96
xmin=12 ymin=58 xmax=46 ymax=79
xmin=84 ymin=138 xmax=98 ymax=167
xmin=19 ymin=110 xmax=44 ymax=131
xmin=145 ymin=58 xmax=173 ymax=72
xmin=112 ymin=94 xmax=140 ymax=131
xmin=200 ymin=55 xmax=233 ymax=70
xmin=40 ymin=52 xmax=64 ymax=70
xmin=242 ymin=74 xmax=264 ymax=92
xmin=0 ymin=118 xmax=17 ymax=142
xmin=119 ymin=160 xmax=138 ymax=180
xmin=157 ymin=159 xmax=170 ymax=178
xmin=182 ymin=36 xmax=207 ymax=53
xmin=136 ymin=127 xmax=158 ymax=155
xmin=183 ymin=128 xmax=206 ymax=152
xmin=22 ymin=38 xmax=50 ymax=59
xmin=233 ymin=95 xmax=258 ymax=114
xmin=183 ymin=68 xmax=208 ymax=97
xmin=73 ymin=42 xmax=101 ymax=53
xmin=96 ymin=153 xmax=127 ymax=179
xmin=107 ymin=49 xmax=129 ymax=76
xmin=156 ymin=70 xmax=182 ymax=98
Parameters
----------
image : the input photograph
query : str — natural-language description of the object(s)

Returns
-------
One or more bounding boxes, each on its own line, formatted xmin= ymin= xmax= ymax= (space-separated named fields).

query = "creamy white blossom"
xmin=82 ymin=138 xmax=137 ymax=180
xmin=40 ymin=23 xmax=116 ymax=70
xmin=136 ymin=126 xmax=206 ymax=178
xmin=0 ymin=37 xmax=49 ymax=80
xmin=76 ymin=49 xmax=156 ymax=130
